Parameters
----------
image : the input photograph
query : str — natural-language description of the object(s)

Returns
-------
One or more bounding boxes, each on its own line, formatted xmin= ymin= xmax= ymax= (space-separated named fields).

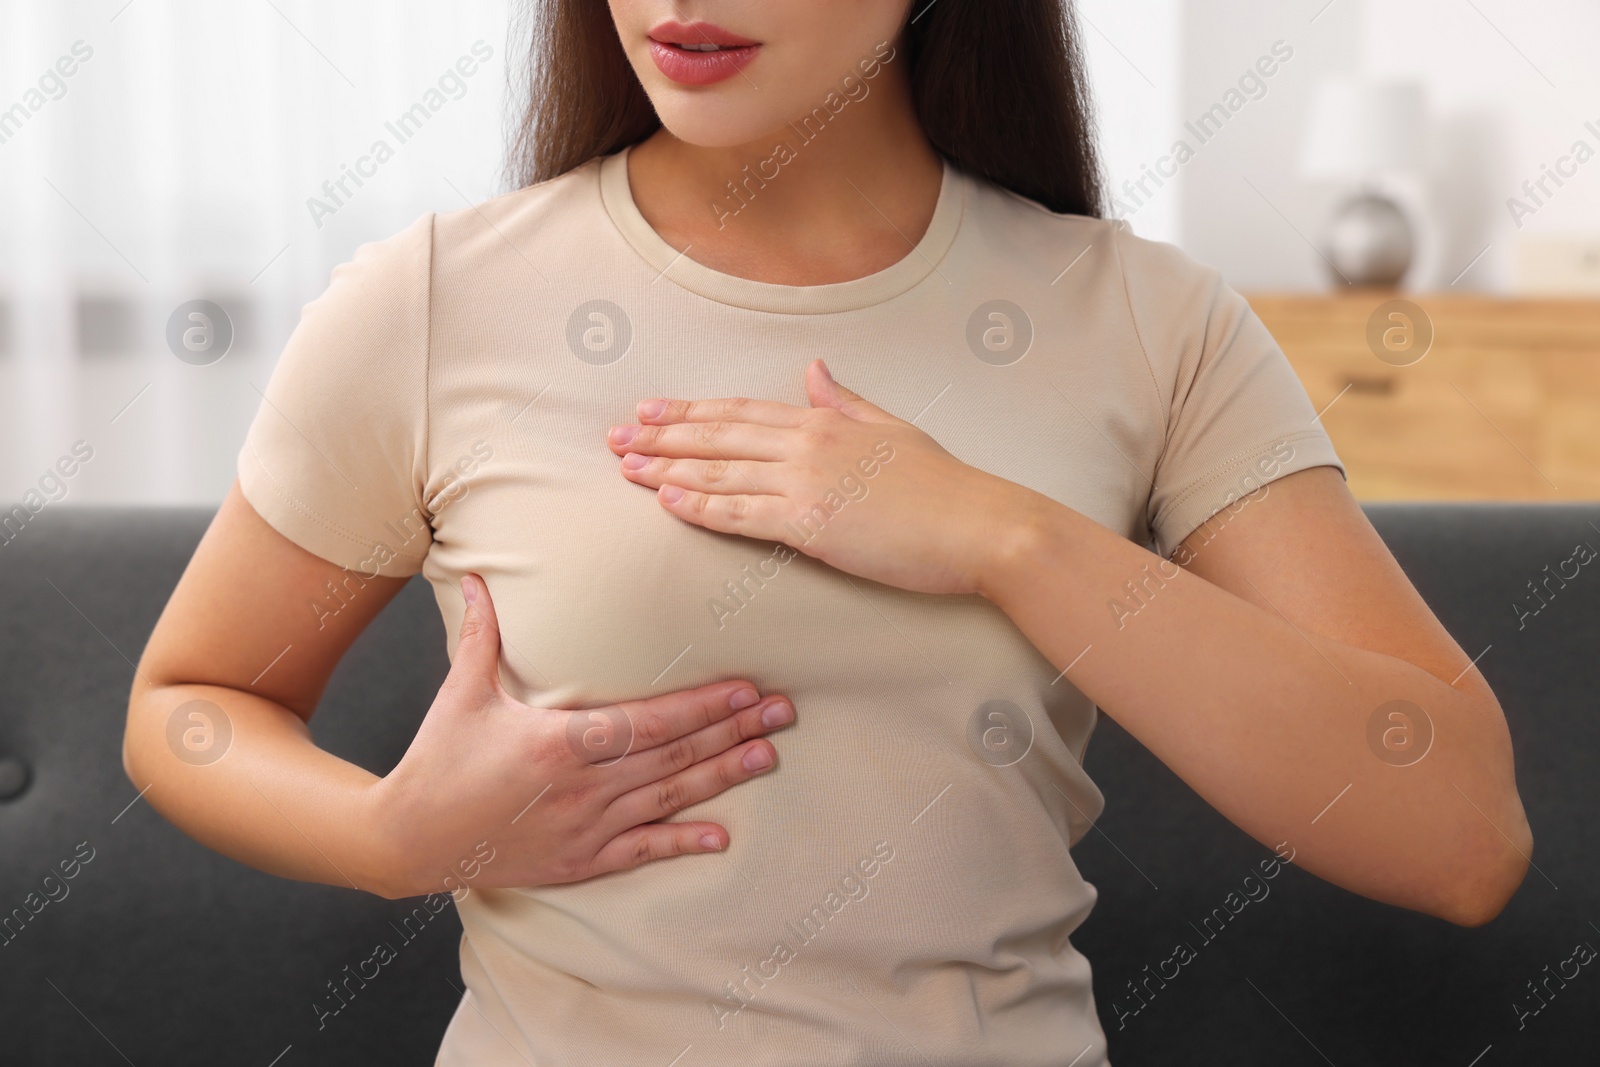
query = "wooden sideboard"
xmin=1246 ymin=292 xmax=1600 ymax=501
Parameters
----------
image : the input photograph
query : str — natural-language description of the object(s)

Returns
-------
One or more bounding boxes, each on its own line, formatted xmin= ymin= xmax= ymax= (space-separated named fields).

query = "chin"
xmin=648 ymin=95 xmax=796 ymax=150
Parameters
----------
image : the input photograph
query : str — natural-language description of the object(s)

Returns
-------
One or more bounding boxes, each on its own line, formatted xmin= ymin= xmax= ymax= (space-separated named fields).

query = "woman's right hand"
xmin=365 ymin=573 xmax=793 ymax=899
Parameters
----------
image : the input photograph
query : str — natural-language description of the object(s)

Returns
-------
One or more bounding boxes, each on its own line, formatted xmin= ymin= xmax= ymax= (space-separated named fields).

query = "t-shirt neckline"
xmin=598 ymin=143 xmax=966 ymax=315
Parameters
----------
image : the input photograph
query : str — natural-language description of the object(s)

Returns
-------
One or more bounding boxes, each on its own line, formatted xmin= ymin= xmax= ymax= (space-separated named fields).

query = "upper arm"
xmin=1108 ymin=231 xmax=1479 ymax=689
xmin=146 ymin=214 xmax=440 ymax=718
xmin=137 ymin=480 xmax=410 ymax=720
xmin=1112 ymin=226 xmax=1346 ymax=560
xmin=1174 ymin=465 xmax=1492 ymax=700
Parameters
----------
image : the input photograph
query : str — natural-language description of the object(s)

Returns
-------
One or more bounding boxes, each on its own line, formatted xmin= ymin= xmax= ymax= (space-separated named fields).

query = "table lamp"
xmin=1299 ymin=79 xmax=1427 ymax=288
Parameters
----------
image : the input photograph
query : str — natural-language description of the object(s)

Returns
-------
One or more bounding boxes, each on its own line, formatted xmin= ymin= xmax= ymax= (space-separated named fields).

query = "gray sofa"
xmin=2 ymin=504 xmax=1595 ymax=1064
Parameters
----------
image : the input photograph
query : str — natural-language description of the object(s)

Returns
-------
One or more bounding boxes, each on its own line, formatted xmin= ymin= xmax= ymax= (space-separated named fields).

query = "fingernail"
xmin=700 ymin=833 xmax=723 ymax=850
xmin=729 ymin=687 xmax=759 ymax=710
xmin=638 ymin=399 xmax=667 ymax=420
xmin=609 ymin=426 xmax=638 ymax=446
xmin=660 ymin=485 xmax=684 ymax=504
xmin=622 ymin=452 xmax=649 ymax=470
xmin=462 ymin=575 xmax=478 ymax=604
xmin=742 ymin=745 xmax=774 ymax=772
xmin=760 ymin=700 xmax=793 ymax=728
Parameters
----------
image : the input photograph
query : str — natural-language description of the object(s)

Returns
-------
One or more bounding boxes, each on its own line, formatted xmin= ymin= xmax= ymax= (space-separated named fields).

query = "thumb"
xmin=805 ymin=359 xmax=901 ymax=425
xmin=451 ymin=573 xmax=505 ymax=695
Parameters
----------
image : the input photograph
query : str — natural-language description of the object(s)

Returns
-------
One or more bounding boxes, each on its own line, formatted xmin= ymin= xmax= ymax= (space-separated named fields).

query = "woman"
xmin=123 ymin=1 xmax=1533 ymax=1063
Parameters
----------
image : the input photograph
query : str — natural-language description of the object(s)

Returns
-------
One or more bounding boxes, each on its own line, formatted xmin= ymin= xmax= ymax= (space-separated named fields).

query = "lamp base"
xmin=1322 ymin=192 xmax=1414 ymax=288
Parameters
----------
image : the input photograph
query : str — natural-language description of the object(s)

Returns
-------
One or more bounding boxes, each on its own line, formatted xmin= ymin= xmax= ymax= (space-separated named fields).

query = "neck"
xmin=625 ymin=62 xmax=944 ymax=286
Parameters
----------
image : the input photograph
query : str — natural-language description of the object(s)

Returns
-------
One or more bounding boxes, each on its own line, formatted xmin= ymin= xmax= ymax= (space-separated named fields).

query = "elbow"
xmin=1433 ymin=820 xmax=1533 ymax=928
xmin=122 ymin=689 xmax=155 ymax=790
xmin=121 ymin=730 xmax=140 ymax=788
xmin=121 ymin=699 xmax=137 ymax=784
xmin=123 ymin=674 xmax=177 ymax=789
xmin=1427 ymin=703 xmax=1532 ymax=928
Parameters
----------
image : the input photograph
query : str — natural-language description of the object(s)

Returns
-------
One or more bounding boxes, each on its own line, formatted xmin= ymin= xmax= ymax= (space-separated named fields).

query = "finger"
xmin=806 ymin=359 xmax=902 ymax=425
xmin=606 ymin=420 xmax=789 ymax=461
xmin=638 ymin=395 xmax=809 ymax=428
xmin=603 ymin=738 xmax=777 ymax=833
xmin=606 ymin=694 xmax=794 ymax=794
xmin=610 ymin=679 xmax=768 ymax=753
xmin=448 ymin=574 xmax=505 ymax=699
xmin=586 ymin=819 xmax=731 ymax=878
xmin=620 ymin=454 xmax=788 ymax=496
xmin=656 ymin=486 xmax=793 ymax=540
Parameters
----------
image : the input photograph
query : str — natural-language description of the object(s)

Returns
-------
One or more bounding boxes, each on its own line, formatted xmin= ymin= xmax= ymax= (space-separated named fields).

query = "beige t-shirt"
xmin=239 ymin=144 xmax=1343 ymax=1065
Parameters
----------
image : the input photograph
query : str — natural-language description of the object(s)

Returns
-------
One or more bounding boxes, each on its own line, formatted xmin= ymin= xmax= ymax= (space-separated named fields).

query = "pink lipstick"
xmin=647 ymin=20 xmax=761 ymax=85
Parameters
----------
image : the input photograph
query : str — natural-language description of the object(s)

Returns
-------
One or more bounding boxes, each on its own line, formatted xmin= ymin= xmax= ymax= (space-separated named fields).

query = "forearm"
xmin=981 ymin=493 xmax=1531 ymax=925
xmin=123 ymin=679 xmax=396 ymax=897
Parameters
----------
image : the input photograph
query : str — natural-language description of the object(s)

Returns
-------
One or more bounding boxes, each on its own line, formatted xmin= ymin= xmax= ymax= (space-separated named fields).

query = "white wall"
xmin=1170 ymin=0 xmax=1600 ymax=292
xmin=1175 ymin=0 xmax=1363 ymax=291
xmin=1079 ymin=0 xmax=1183 ymax=246
xmin=1362 ymin=0 xmax=1600 ymax=291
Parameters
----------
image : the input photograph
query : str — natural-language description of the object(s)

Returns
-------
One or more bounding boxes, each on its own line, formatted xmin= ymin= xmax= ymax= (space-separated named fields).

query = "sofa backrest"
xmin=0 ymin=505 xmax=1595 ymax=1064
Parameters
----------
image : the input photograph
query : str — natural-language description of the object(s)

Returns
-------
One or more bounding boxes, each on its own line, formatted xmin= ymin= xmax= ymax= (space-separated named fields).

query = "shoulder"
xmin=964 ymin=172 xmax=1238 ymax=395
xmin=303 ymin=157 xmax=609 ymax=350
xmin=430 ymin=155 xmax=608 ymax=268
xmin=962 ymin=169 xmax=1224 ymax=315
xmin=314 ymin=155 xmax=607 ymax=314
xmin=1086 ymin=217 xmax=1252 ymax=416
xmin=960 ymin=169 xmax=1112 ymax=277
xmin=296 ymin=212 xmax=433 ymax=357
xmin=1104 ymin=222 xmax=1235 ymax=359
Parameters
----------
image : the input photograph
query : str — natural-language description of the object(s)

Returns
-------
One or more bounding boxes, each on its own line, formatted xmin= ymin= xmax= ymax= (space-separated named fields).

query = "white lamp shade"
xmin=1300 ymin=79 xmax=1427 ymax=180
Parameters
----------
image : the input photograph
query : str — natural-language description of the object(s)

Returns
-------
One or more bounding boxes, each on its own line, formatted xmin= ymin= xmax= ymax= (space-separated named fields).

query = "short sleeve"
xmin=1113 ymin=225 xmax=1346 ymax=559
xmin=237 ymin=213 xmax=434 ymax=577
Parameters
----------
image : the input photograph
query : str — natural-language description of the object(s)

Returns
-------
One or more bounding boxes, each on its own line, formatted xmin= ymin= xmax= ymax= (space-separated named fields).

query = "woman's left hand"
xmin=606 ymin=359 xmax=1041 ymax=597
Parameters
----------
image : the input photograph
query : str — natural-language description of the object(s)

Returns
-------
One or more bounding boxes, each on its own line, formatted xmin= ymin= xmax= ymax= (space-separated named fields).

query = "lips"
xmin=647 ymin=20 xmax=761 ymax=86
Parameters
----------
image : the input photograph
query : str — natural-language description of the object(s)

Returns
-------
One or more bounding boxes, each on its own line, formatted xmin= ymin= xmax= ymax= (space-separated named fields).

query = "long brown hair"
xmin=504 ymin=0 xmax=1104 ymax=217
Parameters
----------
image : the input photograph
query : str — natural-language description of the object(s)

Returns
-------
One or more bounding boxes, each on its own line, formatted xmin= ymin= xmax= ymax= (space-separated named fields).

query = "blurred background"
xmin=1 ymin=0 xmax=1596 ymax=509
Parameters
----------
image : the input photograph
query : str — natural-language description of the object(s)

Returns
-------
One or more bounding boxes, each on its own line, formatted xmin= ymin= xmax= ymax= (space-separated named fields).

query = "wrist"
xmin=351 ymin=775 xmax=419 ymax=900
xmin=977 ymin=486 xmax=1062 ymax=606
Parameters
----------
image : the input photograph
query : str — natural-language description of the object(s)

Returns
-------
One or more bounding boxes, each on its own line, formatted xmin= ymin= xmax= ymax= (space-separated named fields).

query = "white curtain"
xmin=0 ymin=0 xmax=512 ymax=505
